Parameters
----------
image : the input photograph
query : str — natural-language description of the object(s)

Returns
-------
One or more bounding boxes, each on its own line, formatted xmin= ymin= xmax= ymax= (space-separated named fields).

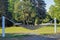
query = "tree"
xmin=54 ymin=0 xmax=60 ymax=6
xmin=8 ymin=0 xmax=19 ymax=19
xmin=49 ymin=0 xmax=60 ymax=22
xmin=8 ymin=0 xmax=46 ymax=25
xmin=31 ymin=0 xmax=46 ymax=25
xmin=13 ymin=0 xmax=36 ymax=25
xmin=0 ymin=0 xmax=8 ymax=16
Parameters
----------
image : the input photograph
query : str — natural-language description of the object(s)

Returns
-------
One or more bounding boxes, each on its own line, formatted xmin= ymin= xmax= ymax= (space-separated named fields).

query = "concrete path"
xmin=2 ymin=35 xmax=58 ymax=40
xmin=1 ymin=34 xmax=60 ymax=40
xmin=21 ymin=35 xmax=57 ymax=40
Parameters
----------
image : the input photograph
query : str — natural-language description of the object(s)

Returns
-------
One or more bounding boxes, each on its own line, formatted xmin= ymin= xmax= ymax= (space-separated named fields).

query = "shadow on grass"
xmin=0 ymin=33 xmax=31 ymax=38
xmin=0 ymin=33 xmax=57 ymax=38
xmin=17 ymin=25 xmax=43 ymax=30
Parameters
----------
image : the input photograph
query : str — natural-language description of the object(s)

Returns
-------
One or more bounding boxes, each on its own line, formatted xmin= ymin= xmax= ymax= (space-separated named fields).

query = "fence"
xmin=1 ymin=16 xmax=59 ymax=38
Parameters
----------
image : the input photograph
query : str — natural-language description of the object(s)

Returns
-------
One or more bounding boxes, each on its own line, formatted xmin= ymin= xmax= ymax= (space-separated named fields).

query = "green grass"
xmin=0 ymin=26 xmax=60 ymax=39
xmin=0 ymin=26 xmax=60 ymax=35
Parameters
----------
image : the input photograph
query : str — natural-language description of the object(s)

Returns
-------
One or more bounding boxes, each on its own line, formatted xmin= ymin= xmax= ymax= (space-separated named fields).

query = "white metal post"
xmin=2 ymin=16 xmax=5 ymax=37
xmin=54 ymin=18 xmax=57 ymax=33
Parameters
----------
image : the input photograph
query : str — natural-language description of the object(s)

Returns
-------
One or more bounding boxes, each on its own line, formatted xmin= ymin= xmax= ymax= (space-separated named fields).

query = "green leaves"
xmin=8 ymin=0 xmax=46 ymax=24
xmin=49 ymin=0 xmax=60 ymax=21
xmin=54 ymin=0 xmax=60 ymax=6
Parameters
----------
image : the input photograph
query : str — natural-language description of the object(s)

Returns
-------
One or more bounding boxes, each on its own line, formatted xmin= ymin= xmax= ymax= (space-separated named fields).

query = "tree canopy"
xmin=0 ymin=0 xmax=46 ymax=25
xmin=49 ymin=0 xmax=60 ymax=21
xmin=8 ymin=0 xmax=46 ymax=25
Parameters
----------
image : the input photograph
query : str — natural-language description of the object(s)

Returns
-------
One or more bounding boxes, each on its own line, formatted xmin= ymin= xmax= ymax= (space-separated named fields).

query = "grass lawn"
xmin=0 ymin=26 xmax=60 ymax=35
xmin=0 ymin=26 xmax=60 ymax=40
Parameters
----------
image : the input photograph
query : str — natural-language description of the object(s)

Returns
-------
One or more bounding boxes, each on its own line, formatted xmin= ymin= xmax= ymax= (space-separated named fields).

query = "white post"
xmin=54 ymin=18 xmax=57 ymax=33
xmin=2 ymin=16 xmax=5 ymax=37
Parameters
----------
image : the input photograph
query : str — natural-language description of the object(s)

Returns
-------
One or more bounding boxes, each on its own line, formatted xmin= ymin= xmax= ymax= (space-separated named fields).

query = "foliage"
xmin=8 ymin=0 xmax=46 ymax=25
xmin=49 ymin=0 xmax=60 ymax=21
xmin=54 ymin=0 xmax=60 ymax=6
xmin=30 ymin=0 xmax=46 ymax=24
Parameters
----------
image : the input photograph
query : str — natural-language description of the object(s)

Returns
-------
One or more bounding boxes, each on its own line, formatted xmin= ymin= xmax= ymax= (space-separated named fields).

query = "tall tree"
xmin=8 ymin=0 xmax=46 ymax=25
xmin=49 ymin=0 xmax=60 ymax=22
xmin=0 ymin=0 xmax=8 ymax=16
xmin=31 ymin=0 xmax=46 ymax=18
xmin=31 ymin=0 xmax=46 ymax=24
xmin=13 ymin=0 xmax=36 ymax=24
xmin=54 ymin=0 xmax=60 ymax=6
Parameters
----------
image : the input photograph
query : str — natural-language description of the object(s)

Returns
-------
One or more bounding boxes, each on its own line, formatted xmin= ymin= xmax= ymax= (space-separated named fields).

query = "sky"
xmin=44 ymin=0 xmax=55 ymax=11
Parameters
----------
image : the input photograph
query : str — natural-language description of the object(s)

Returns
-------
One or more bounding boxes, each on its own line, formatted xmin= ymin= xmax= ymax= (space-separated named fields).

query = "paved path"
xmin=1 ymin=34 xmax=60 ymax=40
xmin=0 ymin=35 xmax=58 ymax=40
xmin=21 ymin=35 xmax=57 ymax=40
